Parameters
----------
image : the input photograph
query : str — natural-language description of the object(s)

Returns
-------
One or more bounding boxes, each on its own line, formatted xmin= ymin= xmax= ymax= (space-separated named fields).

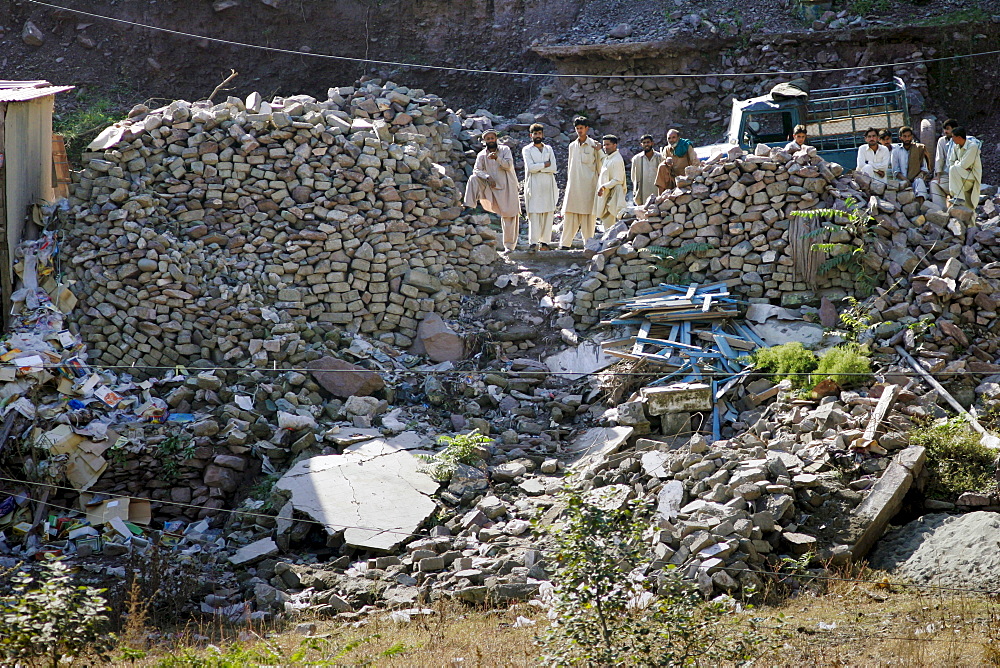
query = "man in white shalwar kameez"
xmin=464 ymin=129 xmax=521 ymax=252
xmin=948 ymin=127 xmax=983 ymax=210
xmin=593 ymin=135 xmax=626 ymax=231
xmin=856 ymin=128 xmax=890 ymax=182
xmin=932 ymin=119 xmax=958 ymax=209
xmin=559 ymin=116 xmax=601 ymax=249
xmin=521 ymin=123 xmax=558 ymax=251
xmin=630 ymin=134 xmax=662 ymax=206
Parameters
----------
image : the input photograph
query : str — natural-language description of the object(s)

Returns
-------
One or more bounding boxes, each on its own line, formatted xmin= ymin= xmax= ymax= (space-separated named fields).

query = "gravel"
xmin=870 ymin=512 xmax=1000 ymax=593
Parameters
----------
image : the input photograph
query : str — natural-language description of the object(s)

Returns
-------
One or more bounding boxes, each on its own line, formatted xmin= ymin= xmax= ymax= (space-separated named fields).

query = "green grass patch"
xmin=910 ymin=418 xmax=998 ymax=500
xmin=749 ymin=342 xmax=818 ymax=390
xmin=54 ymin=91 xmax=122 ymax=166
xmin=849 ymin=0 xmax=892 ymax=16
xmin=810 ymin=343 xmax=871 ymax=389
xmin=749 ymin=342 xmax=872 ymax=391
xmin=912 ymin=6 xmax=989 ymax=25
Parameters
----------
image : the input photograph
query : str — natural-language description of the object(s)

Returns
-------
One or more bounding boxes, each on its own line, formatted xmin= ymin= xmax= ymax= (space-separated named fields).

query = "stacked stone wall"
xmin=64 ymin=82 xmax=497 ymax=374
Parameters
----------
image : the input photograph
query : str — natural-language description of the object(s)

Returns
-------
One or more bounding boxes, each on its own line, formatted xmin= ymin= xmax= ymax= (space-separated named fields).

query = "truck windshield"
xmin=742 ymin=111 xmax=794 ymax=145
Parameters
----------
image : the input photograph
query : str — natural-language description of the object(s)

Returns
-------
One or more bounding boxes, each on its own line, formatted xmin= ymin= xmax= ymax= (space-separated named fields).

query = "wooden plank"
xmin=863 ymin=384 xmax=900 ymax=442
xmin=696 ymin=331 xmax=756 ymax=351
xmin=600 ymin=338 xmax=636 ymax=349
xmin=895 ymin=345 xmax=999 ymax=447
xmin=632 ymin=321 xmax=651 ymax=355
xmin=713 ymin=334 xmax=738 ymax=360
xmin=51 ymin=133 xmax=71 ymax=198
xmin=684 ymin=283 xmax=699 ymax=300
xmin=636 ymin=336 xmax=704 ymax=353
xmin=701 ymin=295 xmax=712 ymax=312
xmin=711 ymin=381 xmax=721 ymax=442
xmin=734 ymin=322 xmax=767 ymax=348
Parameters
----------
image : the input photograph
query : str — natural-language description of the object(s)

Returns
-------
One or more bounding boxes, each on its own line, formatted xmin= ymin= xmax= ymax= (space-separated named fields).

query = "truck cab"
xmin=696 ymin=78 xmax=910 ymax=171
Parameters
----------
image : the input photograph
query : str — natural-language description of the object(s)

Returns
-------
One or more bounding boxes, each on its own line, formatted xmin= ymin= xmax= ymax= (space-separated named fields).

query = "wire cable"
xmin=24 ymin=0 xmax=1000 ymax=81
xmin=0 ymin=474 xmax=430 ymax=540
xmin=6 ymin=474 xmax=1000 ymax=597
xmin=2 ymin=359 xmax=996 ymax=378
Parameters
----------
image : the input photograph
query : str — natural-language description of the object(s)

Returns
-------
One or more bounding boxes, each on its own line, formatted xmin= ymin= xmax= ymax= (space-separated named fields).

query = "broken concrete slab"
xmin=229 ymin=537 xmax=279 ymax=565
xmin=544 ymin=341 xmax=612 ymax=381
xmin=657 ymin=480 xmax=684 ymax=521
xmin=752 ymin=319 xmax=825 ymax=348
xmin=307 ymin=356 xmax=384 ymax=398
xmin=563 ymin=426 xmax=633 ymax=475
xmin=274 ymin=446 xmax=439 ymax=552
xmin=850 ymin=445 xmax=926 ymax=559
xmin=641 ymin=383 xmax=712 ymax=415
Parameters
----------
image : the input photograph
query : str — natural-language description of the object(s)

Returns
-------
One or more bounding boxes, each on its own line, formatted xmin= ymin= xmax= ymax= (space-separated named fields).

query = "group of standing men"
xmin=464 ymin=115 xmax=985 ymax=253
xmin=463 ymin=117 xmax=698 ymax=252
xmin=850 ymin=119 xmax=983 ymax=210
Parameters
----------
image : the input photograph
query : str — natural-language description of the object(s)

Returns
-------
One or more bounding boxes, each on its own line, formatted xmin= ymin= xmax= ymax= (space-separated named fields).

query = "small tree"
xmin=792 ymin=196 xmax=879 ymax=296
xmin=543 ymin=491 xmax=762 ymax=666
xmin=417 ymin=429 xmax=491 ymax=482
xmin=0 ymin=559 xmax=112 ymax=667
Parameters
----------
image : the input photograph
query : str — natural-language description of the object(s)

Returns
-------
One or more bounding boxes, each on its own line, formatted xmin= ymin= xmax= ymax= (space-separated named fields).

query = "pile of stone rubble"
xmin=64 ymin=80 xmax=500 ymax=374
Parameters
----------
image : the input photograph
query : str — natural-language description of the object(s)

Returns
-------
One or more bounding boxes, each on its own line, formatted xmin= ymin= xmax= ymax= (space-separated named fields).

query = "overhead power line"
xmin=24 ymin=0 xmax=1000 ymax=80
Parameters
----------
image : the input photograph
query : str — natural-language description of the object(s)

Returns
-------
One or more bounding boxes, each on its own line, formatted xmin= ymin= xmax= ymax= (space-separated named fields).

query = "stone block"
xmin=642 ymin=383 xmax=712 ymax=415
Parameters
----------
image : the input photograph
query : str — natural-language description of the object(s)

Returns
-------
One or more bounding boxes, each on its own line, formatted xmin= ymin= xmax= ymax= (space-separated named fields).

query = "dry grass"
xmin=112 ymin=601 xmax=544 ymax=667
xmin=104 ymin=577 xmax=1000 ymax=667
xmin=754 ymin=572 xmax=1000 ymax=667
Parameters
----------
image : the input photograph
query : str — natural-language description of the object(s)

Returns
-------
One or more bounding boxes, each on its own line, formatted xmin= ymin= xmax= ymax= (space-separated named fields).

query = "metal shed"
xmin=0 ymin=80 xmax=74 ymax=317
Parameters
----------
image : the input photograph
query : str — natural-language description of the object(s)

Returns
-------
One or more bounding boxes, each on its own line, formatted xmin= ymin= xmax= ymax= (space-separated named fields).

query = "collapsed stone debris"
xmin=64 ymin=80 xmax=502 ymax=373
xmin=4 ymin=75 xmax=1000 ymax=624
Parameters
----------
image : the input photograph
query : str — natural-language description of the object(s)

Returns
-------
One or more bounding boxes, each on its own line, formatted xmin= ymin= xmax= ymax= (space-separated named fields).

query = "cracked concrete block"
xmin=274 ymin=439 xmax=440 ymax=552
xmin=642 ymin=383 xmax=712 ymax=415
xmin=851 ymin=445 xmax=926 ymax=559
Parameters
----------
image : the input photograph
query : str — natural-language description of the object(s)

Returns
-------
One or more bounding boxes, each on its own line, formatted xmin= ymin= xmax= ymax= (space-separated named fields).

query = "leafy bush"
xmin=749 ymin=342 xmax=818 ymax=389
xmin=910 ymin=419 xmax=998 ymax=500
xmin=0 ymin=559 xmax=112 ymax=667
xmin=543 ymin=491 xmax=764 ymax=666
xmin=792 ymin=197 xmax=878 ymax=296
xmin=417 ymin=430 xmax=491 ymax=482
xmin=810 ymin=344 xmax=871 ymax=389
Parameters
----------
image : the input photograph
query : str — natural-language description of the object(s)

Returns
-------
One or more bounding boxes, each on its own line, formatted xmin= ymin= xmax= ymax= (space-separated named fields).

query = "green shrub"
xmin=417 ymin=430 xmax=491 ymax=482
xmin=749 ymin=342 xmax=818 ymax=389
xmin=810 ymin=344 xmax=871 ymax=389
xmin=543 ymin=491 xmax=765 ymax=666
xmin=910 ymin=419 xmax=998 ymax=500
xmin=0 ymin=559 xmax=112 ymax=667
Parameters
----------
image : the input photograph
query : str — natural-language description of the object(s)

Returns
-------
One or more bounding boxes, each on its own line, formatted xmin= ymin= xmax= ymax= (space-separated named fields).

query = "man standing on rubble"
xmin=630 ymin=134 xmax=662 ymax=206
xmin=560 ymin=116 xmax=601 ymax=249
xmin=521 ymin=123 xmax=558 ymax=251
xmin=948 ymin=127 xmax=983 ymax=210
xmin=856 ymin=127 xmax=890 ymax=182
xmin=891 ymin=126 xmax=932 ymax=204
xmin=932 ymin=119 xmax=959 ymax=209
xmin=464 ymin=129 xmax=521 ymax=252
xmin=655 ymin=128 xmax=698 ymax=194
xmin=593 ymin=135 xmax=626 ymax=232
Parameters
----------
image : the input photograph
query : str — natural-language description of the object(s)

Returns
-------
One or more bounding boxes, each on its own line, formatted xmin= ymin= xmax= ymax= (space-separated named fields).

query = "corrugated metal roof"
xmin=0 ymin=81 xmax=74 ymax=103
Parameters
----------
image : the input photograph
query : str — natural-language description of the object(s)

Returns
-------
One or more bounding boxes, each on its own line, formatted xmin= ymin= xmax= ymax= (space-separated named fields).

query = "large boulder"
xmin=412 ymin=313 xmax=465 ymax=362
xmin=307 ymin=356 xmax=384 ymax=398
